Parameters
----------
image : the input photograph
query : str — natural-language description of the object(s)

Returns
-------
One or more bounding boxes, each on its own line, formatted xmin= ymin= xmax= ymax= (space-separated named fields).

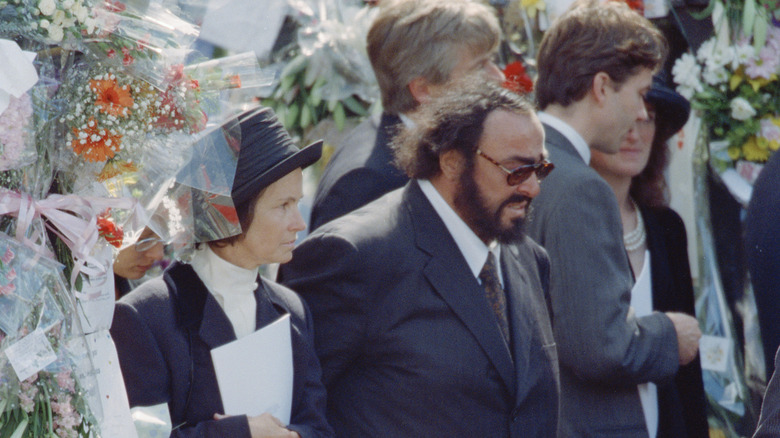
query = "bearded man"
xmin=278 ymin=79 xmax=559 ymax=437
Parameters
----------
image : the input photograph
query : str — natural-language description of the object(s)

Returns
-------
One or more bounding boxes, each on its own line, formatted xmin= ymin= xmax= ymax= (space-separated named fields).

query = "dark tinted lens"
xmin=506 ymin=162 xmax=555 ymax=185
xmin=536 ymin=162 xmax=554 ymax=181
xmin=507 ymin=167 xmax=536 ymax=185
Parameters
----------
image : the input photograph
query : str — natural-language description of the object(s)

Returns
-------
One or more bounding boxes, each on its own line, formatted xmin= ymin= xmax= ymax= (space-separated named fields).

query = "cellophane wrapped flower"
xmin=0 ymin=232 xmax=99 ymax=437
xmin=0 ymin=93 xmax=36 ymax=172
xmin=57 ymin=61 xmax=205 ymax=184
xmin=672 ymin=7 xmax=780 ymax=179
xmin=0 ymin=0 xmax=100 ymax=45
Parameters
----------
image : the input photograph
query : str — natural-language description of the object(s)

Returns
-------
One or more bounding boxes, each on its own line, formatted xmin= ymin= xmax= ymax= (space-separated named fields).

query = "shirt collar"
xmin=537 ymin=111 xmax=591 ymax=164
xmin=418 ymin=179 xmax=502 ymax=285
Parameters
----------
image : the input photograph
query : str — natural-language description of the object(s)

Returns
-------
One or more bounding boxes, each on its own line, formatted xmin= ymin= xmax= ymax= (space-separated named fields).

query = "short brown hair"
xmin=393 ymin=78 xmax=535 ymax=179
xmin=367 ymin=0 xmax=500 ymax=115
xmin=535 ymin=0 xmax=667 ymax=110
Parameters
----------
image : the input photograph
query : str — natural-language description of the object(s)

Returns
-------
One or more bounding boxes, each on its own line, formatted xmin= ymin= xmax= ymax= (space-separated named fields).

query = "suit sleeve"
xmin=542 ymin=179 xmax=678 ymax=386
xmin=111 ymin=301 xmax=252 ymax=438
xmin=279 ymin=232 xmax=369 ymax=388
xmin=755 ymin=347 xmax=780 ymax=437
xmin=286 ymin=301 xmax=336 ymax=438
xmin=310 ymin=168 xmax=394 ymax=231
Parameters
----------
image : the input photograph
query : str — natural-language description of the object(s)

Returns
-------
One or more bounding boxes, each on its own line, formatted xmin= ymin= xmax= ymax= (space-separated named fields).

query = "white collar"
xmin=418 ymin=179 xmax=502 ymax=285
xmin=191 ymin=246 xmax=258 ymax=294
xmin=537 ymin=111 xmax=591 ymax=164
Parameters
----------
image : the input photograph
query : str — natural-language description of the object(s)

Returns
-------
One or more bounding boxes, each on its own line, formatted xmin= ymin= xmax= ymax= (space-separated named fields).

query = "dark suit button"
xmin=511 ymin=408 xmax=520 ymax=421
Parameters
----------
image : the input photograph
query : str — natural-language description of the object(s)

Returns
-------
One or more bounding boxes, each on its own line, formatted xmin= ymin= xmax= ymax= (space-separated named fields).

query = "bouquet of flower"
xmin=672 ymin=0 xmax=780 ymax=184
xmin=0 ymin=232 xmax=99 ymax=438
xmin=0 ymin=0 xmax=100 ymax=45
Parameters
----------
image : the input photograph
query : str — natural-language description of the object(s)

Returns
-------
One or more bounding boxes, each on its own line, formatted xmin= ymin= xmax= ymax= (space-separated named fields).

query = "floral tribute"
xmin=0 ymin=233 xmax=98 ymax=438
xmin=673 ymin=0 xmax=780 ymax=181
xmin=0 ymin=0 xmax=100 ymax=44
xmin=60 ymin=63 xmax=205 ymax=182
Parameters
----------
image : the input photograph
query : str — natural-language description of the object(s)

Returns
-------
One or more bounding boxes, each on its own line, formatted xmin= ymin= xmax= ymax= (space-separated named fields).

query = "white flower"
xmin=37 ymin=0 xmax=56 ymax=16
xmin=730 ymin=97 xmax=757 ymax=121
xmin=732 ymin=43 xmax=755 ymax=70
xmin=673 ymin=53 xmax=703 ymax=98
xmin=702 ymin=64 xmax=729 ymax=86
xmin=39 ymin=18 xmax=49 ymax=29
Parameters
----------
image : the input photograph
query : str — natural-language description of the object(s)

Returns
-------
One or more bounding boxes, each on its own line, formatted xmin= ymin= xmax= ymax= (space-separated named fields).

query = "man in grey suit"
xmin=280 ymin=80 xmax=559 ymax=437
xmin=309 ymin=0 xmax=505 ymax=231
xmin=526 ymin=1 xmax=702 ymax=437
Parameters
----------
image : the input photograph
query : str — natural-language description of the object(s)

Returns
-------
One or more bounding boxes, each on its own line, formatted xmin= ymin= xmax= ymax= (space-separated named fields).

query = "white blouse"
xmin=190 ymin=246 xmax=258 ymax=339
xmin=632 ymin=250 xmax=658 ymax=438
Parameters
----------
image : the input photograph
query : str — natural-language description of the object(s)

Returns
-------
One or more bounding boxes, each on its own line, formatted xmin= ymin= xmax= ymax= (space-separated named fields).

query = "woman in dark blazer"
xmin=110 ymin=107 xmax=333 ymax=438
xmin=590 ymin=74 xmax=709 ymax=437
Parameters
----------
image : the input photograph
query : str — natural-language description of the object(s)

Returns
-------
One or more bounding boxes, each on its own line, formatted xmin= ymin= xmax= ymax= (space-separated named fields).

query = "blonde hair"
xmin=367 ymin=0 xmax=500 ymax=114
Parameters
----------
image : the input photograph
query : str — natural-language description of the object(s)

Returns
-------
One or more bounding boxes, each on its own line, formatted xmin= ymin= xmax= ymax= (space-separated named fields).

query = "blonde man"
xmin=308 ymin=0 xmax=504 ymax=231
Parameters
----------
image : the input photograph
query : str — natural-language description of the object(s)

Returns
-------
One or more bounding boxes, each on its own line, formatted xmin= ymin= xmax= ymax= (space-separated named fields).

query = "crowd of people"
xmin=107 ymin=0 xmax=780 ymax=437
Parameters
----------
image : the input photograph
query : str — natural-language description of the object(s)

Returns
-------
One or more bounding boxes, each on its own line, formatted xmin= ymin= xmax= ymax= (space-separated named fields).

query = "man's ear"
xmin=590 ymin=71 xmax=612 ymax=106
xmin=439 ymin=149 xmax=465 ymax=182
xmin=408 ymin=77 xmax=434 ymax=105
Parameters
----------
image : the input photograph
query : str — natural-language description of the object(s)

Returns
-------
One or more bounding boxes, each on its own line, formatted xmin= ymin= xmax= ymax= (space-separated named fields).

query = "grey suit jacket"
xmin=526 ymin=124 xmax=679 ymax=437
xmin=280 ymin=181 xmax=559 ymax=437
xmin=111 ymin=262 xmax=333 ymax=438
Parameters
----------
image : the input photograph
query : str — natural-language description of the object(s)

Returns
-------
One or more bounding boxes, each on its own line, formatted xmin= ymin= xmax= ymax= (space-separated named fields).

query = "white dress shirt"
xmin=190 ymin=246 xmax=258 ymax=339
xmin=418 ymin=179 xmax=503 ymax=287
xmin=537 ymin=111 xmax=591 ymax=164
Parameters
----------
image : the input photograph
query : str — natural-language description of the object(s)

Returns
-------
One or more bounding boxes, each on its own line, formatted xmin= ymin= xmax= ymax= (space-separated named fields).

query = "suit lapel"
xmin=501 ymin=246 xmax=532 ymax=386
xmin=405 ymin=182 xmax=516 ymax=394
xmin=198 ymin=292 xmax=238 ymax=349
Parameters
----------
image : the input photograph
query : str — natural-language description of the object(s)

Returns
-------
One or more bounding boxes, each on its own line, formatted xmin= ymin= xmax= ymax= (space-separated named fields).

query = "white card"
xmin=700 ymin=334 xmax=732 ymax=373
xmin=4 ymin=329 xmax=57 ymax=381
xmin=211 ymin=314 xmax=293 ymax=424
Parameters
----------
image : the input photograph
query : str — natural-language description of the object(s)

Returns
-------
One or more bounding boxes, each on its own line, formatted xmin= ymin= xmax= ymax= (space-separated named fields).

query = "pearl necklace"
xmin=623 ymin=199 xmax=646 ymax=252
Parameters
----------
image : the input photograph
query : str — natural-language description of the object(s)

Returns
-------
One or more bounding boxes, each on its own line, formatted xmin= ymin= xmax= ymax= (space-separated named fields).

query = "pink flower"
xmin=0 ymin=282 xmax=16 ymax=296
xmin=19 ymin=391 xmax=35 ymax=413
xmin=0 ymin=94 xmax=34 ymax=171
xmin=761 ymin=118 xmax=780 ymax=142
xmin=1 ymin=247 xmax=14 ymax=264
xmin=56 ymin=371 xmax=75 ymax=392
xmin=6 ymin=267 xmax=16 ymax=281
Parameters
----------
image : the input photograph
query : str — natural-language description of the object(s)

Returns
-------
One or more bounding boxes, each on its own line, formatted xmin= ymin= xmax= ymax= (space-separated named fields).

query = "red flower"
xmin=502 ymin=61 xmax=534 ymax=94
xmin=97 ymin=211 xmax=124 ymax=248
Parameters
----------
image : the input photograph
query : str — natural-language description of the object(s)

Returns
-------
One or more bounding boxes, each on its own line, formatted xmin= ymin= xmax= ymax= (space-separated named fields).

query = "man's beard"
xmin=453 ymin=164 xmax=530 ymax=244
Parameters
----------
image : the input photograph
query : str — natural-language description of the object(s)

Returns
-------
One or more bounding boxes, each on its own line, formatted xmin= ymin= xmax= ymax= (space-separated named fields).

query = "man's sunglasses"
xmin=477 ymin=149 xmax=555 ymax=186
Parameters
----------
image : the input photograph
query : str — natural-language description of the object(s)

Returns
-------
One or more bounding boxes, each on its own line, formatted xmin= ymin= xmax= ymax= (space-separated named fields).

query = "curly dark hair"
xmin=392 ymin=78 xmax=535 ymax=179
xmin=629 ymin=103 xmax=679 ymax=208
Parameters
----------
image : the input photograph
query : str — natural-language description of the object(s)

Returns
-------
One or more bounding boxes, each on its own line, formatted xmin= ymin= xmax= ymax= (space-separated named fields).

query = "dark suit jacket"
xmin=280 ymin=181 xmax=559 ymax=437
xmin=110 ymin=262 xmax=333 ymax=438
xmin=526 ymin=124 xmax=679 ymax=437
xmin=309 ymin=112 xmax=407 ymax=231
xmin=755 ymin=347 xmax=780 ymax=437
xmin=643 ymin=206 xmax=709 ymax=438
xmin=745 ymin=151 xmax=780 ymax=376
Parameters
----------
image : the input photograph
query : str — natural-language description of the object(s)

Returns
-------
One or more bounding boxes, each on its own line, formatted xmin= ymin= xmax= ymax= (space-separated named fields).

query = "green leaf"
xmin=342 ymin=96 xmax=368 ymax=117
xmin=286 ymin=104 xmax=300 ymax=131
xmin=300 ymin=103 xmax=312 ymax=130
xmin=9 ymin=417 xmax=28 ymax=438
xmin=743 ymin=0 xmax=757 ymax=38
xmin=334 ymin=102 xmax=346 ymax=131
xmin=280 ymin=54 xmax=308 ymax=80
xmin=753 ymin=9 xmax=769 ymax=53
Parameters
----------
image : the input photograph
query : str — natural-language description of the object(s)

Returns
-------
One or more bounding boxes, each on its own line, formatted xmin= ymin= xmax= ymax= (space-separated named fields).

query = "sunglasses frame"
xmin=476 ymin=149 xmax=554 ymax=186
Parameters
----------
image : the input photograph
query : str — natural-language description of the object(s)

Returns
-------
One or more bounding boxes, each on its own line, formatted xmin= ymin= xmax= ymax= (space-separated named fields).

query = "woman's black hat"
xmin=231 ymin=107 xmax=323 ymax=206
xmin=645 ymin=71 xmax=690 ymax=141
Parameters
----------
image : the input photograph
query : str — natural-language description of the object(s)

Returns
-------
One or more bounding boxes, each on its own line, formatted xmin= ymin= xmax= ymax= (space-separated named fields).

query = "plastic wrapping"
xmin=0 ymin=0 xmax=101 ymax=47
xmin=0 ymin=231 xmax=100 ymax=438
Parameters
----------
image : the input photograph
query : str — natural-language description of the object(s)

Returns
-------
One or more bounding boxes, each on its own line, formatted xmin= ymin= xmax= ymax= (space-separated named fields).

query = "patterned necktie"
xmin=479 ymin=252 xmax=510 ymax=344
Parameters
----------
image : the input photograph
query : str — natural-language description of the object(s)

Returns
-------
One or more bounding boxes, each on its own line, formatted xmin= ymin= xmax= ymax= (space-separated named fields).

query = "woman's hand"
xmin=214 ymin=413 xmax=301 ymax=438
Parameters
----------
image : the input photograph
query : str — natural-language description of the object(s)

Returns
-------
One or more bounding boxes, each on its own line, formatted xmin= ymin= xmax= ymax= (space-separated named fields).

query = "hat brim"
xmin=240 ymin=139 xmax=324 ymax=197
xmin=646 ymin=84 xmax=690 ymax=137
